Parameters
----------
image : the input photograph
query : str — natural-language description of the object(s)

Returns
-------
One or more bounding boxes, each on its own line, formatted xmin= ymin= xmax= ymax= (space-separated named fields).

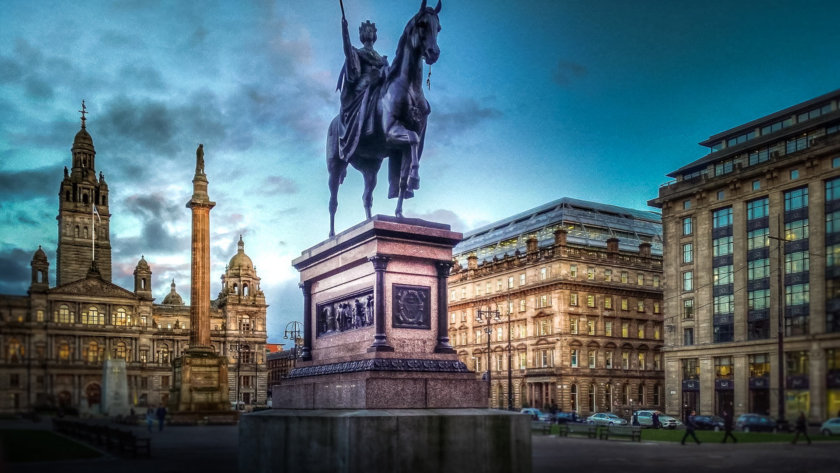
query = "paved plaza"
xmin=3 ymin=420 xmax=838 ymax=473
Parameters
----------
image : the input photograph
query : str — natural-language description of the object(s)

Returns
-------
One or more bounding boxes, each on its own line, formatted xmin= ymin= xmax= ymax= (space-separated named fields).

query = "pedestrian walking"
xmin=156 ymin=404 xmax=167 ymax=432
xmin=681 ymin=410 xmax=701 ymax=445
xmin=652 ymin=412 xmax=660 ymax=429
xmin=791 ymin=411 xmax=811 ymax=445
xmin=145 ymin=407 xmax=155 ymax=432
xmin=721 ymin=410 xmax=737 ymax=443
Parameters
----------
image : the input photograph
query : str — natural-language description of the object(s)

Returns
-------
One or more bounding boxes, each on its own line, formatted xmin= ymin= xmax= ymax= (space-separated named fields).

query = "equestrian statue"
xmin=327 ymin=0 xmax=442 ymax=237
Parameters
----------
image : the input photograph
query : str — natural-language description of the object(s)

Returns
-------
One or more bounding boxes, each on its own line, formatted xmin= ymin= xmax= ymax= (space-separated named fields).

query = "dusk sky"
xmin=1 ymin=0 xmax=839 ymax=343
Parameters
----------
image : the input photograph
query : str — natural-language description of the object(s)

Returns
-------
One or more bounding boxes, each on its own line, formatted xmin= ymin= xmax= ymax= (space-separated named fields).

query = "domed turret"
xmin=162 ymin=279 xmax=185 ymax=306
xmin=228 ymin=235 xmax=253 ymax=270
xmin=30 ymin=245 xmax=49 ymax=290
xmin=133 ymin=255 xmax=153 ymax=300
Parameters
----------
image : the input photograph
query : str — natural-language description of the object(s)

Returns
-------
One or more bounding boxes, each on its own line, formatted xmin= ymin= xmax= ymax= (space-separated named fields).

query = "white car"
xmin=634 ymin=410 xmax=684 ymax=429
xmin=820 ymin=417 xmax=840 ymax=436
xmin=586 ymin=412 xmax=628 ymax=426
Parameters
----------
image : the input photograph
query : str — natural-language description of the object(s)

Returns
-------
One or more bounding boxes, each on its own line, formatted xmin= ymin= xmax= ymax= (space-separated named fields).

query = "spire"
xmin=79 ymin=100 xmax=87 ymax=129
xmin=238 ymin=234 xmax=244 ymax=253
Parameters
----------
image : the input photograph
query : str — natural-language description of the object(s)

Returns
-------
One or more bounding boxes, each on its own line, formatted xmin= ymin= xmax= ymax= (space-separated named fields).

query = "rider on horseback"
xmin=337 ymin=17 xmax=389 ymax=162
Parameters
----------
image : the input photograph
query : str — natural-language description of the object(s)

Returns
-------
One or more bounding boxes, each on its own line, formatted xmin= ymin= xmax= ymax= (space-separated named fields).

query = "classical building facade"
xmin=448 ymin=198 xmax=664 ymax=416
xmin=650 ymin=89 xmax=840 ymax=422
xmin=0 ymin=111 xmax=268 ymax=414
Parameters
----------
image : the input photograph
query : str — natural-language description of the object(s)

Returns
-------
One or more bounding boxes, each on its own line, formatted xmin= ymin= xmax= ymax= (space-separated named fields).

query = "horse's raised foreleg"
xmin=385 ymin=123 xmax=421 ymax=192
xmin=327 ymin=116 xmax=346 ymax=237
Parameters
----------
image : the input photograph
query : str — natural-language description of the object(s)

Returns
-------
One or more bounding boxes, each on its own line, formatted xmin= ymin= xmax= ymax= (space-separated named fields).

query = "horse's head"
xmin=411 ymin=0 xmax=442 ymax=65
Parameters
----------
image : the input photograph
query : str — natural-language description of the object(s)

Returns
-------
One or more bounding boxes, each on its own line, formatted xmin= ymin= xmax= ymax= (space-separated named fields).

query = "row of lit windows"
xmin=681 ymin=354 xmax=770 ymax=379
xmin=53 ymin=305 xmax=140 ymax=326
xmin=570 ymin=293 xmax=660 ymax=313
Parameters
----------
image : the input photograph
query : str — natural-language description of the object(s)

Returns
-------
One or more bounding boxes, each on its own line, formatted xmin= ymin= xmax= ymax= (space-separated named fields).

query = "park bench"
xmin=531 ymin=420 xmax=552 ymax=435
xmin=599 ymin=425 xmax=642 ymax=442
xmin=561 ymin=423 xmax=598 ymax=439
xmin=52 ymin=418 xmax=151 ymax=457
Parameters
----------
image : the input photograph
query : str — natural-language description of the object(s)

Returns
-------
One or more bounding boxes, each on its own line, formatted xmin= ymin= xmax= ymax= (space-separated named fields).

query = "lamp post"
xmin=476 ymin=306 xmax=499 ymax=405
xmin=769 ymin=217 xmax=787 ymax=425
xmin=283 ymin=321 xmax=303 ymax=365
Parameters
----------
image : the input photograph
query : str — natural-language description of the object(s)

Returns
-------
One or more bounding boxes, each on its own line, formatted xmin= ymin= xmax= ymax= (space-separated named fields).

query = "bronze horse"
xmin=327 ymin=0 xmax=442 ymax=237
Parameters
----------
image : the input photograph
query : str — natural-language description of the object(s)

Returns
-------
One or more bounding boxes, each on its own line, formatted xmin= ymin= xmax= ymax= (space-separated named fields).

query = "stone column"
xmin=300 ymin=281 xmax=312 ymax=361
xmin=368 ymin=255 xmax=393 ymax=352
xmin=434 ymin=261 xmax=455 ymax=354
xmin=186 ymin=155 xmax=215 ymax=350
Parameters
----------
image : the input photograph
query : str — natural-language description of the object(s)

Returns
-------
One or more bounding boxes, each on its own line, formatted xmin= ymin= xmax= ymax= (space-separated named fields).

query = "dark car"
xmin=735 ymin=413 xmax=778 ymax=433
xmin=693 ymin=415 xmax=724 ymax=431
xmin=553 ymin=412 xmax=582 ymax=424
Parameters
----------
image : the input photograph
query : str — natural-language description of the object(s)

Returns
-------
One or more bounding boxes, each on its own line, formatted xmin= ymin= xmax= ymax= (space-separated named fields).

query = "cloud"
xmin=430 ymin=97 xmax=502 ymax=144
xmin=111 ymin=193 xmax=191 ymax=259
xmin=552 ymin=60 xmax=587 ymax=86
xmin=263 ymin=175 xmax=299 ymax=195
xmin=0 ymin=167 xmax=58 ymax=200
xmin=0 ymin=247 xmax=32 ymax=295
xmin=406 ymin=208 xmax=469 ymax=232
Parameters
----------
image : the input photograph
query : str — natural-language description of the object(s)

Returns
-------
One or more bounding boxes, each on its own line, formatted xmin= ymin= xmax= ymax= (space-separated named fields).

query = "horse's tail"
xmin=327 ymin=116 xmax=346 ymax=184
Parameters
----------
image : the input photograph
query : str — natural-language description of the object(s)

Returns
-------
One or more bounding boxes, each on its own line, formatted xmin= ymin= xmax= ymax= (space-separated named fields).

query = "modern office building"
xmin=447 ymin=198 xmax=664 ymax=416
xmin=0 ymin=110 xmax=268 ymax=414
xmin=649 ymin=90 xmax=840 ymax=422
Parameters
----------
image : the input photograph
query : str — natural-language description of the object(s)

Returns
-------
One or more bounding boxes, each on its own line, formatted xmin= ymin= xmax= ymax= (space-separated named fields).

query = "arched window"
xmin=85 ymin=341 xmax=99 ymax=363
xmin=114 ymin=342 xmax=127 ymax=360
xmin=158 ymin=343 xmax=170 ymax=364
xmin=83 ymin=226 xmax=88 ymax=238
xmin=588 ymin=384 xmax=596 ymax=413
xmin=637 ymin=384 xmax=646 ymax=406
xmin=653 ymin=384 xmax=661 ymax=406
xmin=74 ymin=226 xmax=80 ymax=238
xmin=7 ymin=338 xmax=23 ymax=363
xmin=83 ymin=194 xmax=89 ymax=205
xmin=57 ymin=304 xmax=71 ymax=323
xmin=570 ymin=384 xmax=579 ymax=413
xmin=113 ymin=308 xmax=128 ymax=326
xmin=82 ymin=306 xmax=102 ymax=325
xmin=243 ymin=284 xmax=249 ymax=297
xmin=240 ymin=316 xmax=252 ymax=332
xmin=233 ymin=283 xmax=239 ymax=295
xmin=58 ymin=342 xmax=71 ymax=362
xmin=141 ymin=278 xmax=146 ymax=289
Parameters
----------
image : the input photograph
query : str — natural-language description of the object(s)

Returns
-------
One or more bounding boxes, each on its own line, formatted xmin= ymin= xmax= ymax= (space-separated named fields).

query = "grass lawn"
xmin=543 ymin=424 xmax=840 ymax=443
xmin=0 ymin=429 xmax=103 ymax=462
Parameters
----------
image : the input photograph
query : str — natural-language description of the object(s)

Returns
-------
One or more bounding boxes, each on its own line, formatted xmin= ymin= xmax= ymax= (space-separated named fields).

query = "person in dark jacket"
xmin=721 ymin=410 xmax=737 ymax=443
xmin=156 ymin=404 xmax=167 ymax=432
xmin=791 ymin=411 xmax=811 ymax=445
xmin=681 ymin=410 xmax=701 ymax=445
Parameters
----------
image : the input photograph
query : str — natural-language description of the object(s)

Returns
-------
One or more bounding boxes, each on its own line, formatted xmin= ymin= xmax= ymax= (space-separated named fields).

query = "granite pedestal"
xmin=101 ymin=358 xmax=130 ymax=416
xmin=241 ymin=217 xmax=529 ymax=472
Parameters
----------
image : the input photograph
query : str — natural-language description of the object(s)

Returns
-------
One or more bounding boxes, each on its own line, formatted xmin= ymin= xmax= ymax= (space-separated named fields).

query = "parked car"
xmin=585 ymin=412 xmax=628 ymax=426
xmin=820 ymin=417 xmax=840 ymax=436
xmin=693 ymin=415 xmax=725 ymax=431
xmin=735 ymin=413 xmax=778 ymax=432
xmin=520 ymin=408 xmax=550 ymax=422
xmin=553 ymin=412 xmax=582 ymax=424
xmin=633 ymin=410 xmax=682 ymax=429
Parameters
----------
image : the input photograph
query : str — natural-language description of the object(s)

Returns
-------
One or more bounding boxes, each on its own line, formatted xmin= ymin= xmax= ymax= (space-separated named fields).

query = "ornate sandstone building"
xmin=0 ymin=108 xmax=268 ymax=414
xmin=448 ymin=198 xmax=664 ymax=415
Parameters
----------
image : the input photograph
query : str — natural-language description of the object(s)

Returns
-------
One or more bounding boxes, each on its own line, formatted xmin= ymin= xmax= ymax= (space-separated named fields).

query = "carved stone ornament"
xmin=50 ymin=278 xmax=139 ymax=299
xmin=392 ymin=284 xmax=431 ymax=329
xmin=315 ymin=288 xmax=374 ymax=337
xmin=288 ymin=358 xmax=469 ymax=378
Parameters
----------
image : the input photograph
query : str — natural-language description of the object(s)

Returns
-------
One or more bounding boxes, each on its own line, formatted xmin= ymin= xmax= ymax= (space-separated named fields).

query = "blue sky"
xmin=1 ymin=0 xmax=839 ymax=343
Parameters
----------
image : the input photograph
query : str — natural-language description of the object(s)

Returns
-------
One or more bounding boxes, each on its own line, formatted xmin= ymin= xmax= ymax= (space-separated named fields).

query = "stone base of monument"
xmin=101 ymin=358 xmax=131 ymax=416
xmin=170 ymin=346 xmax=237 ymax=424
xmin=239 ymin=409 xmax=530 ymax=473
